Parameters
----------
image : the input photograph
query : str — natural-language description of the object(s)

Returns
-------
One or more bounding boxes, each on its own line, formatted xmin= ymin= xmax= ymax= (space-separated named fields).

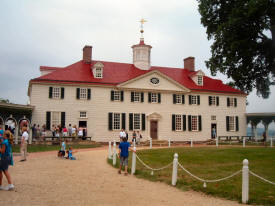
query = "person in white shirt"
xmin=119 ymin=129 xmax=126 ymax=142
xmin=20 ymin=127 xmax=29 ymax=161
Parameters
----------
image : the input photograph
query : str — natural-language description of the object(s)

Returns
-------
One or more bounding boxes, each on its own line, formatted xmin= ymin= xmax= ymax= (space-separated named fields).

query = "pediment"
xmin=117 ymin=70 xmax=190 ymax=92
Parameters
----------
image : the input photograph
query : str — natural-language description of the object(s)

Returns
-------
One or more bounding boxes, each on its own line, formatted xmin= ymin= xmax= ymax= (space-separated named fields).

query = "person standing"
xmin=20 ymin=127 xmax=29 ymax=162
xmin=118 ymin=137 xmax=132 ymax=175
xmin=136 ymin=131 xmax=142 ymax=145
xmin=119 ymin=129 xmax=126 ymax=142
xmin=0 ymin=126 xmax=3 ymax=138
xmin=0 ymin=131 xmax=14 ymax=190
xmin=68 ymin=124 xmax=72 ymax=137
xmin=212 ymin=127 xmax=216 ymax=139
xmin=132 ymin=131 xmax=136 ymax=144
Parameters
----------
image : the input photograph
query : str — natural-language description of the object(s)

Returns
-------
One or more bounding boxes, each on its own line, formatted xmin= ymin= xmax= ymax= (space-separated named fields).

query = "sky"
xmin=0 ymin=0 xmax=274 ymax=113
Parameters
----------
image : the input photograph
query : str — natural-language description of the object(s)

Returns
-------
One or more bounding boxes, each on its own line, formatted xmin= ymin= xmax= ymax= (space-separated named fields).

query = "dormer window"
xmin=197 ymin=75 xmax=203 ymax=85
xmin=92 ymin=62 xmax=104 ymax=79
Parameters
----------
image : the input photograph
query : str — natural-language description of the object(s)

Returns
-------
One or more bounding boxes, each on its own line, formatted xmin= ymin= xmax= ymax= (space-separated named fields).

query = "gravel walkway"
xmin=0 ymin=148 xmax=242 ymax=206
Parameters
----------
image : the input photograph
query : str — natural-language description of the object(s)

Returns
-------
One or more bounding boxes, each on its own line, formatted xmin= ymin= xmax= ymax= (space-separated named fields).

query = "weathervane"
xmin=139 ymin=18 xmax=147 ymax=38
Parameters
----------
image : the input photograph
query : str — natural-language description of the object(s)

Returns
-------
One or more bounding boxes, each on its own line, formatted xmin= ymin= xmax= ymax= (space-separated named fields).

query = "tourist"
xmin=63 ymin=126 xmax=68 ymax=137
xmin=0 ymin=131 xmax=14 ymax=190
xmin=119 ymin=129 xmax=126 ymax=142
xmin=78 ymin=128 xmax=83 ymax=139
xmin=262 ymin=132 xmax=267 ymax=146
xmin=118 ymin=137 xmax=132 ymax=175
xmin=212 ymin=127 xmax=216 ymax=139
xmin=41 ymin=124 xmax=46 ymax=139
xmin=36 ymin=124 xmax=41 ymax=139
xmin=58 ymin=139 xmax=67 ymax=158
xmin=67 ymin=147 xmax=77 ymax=160
xmin=68 ymin=124 xmax=72 ymax=136
xmin=72 ymin=125 xmax=77 ymax=137
xmin=82 ymin=128 xmax=87 ymax=140
xmin=132 ymin=131 xmax=136 ymax=144
xmin=125 ymin=130 xmax=128 ymax=141
xmin=20 ymin=126 xmax=29 ymax=161
xmin=0 ymin=126 xmax=3 ymax=137
xmin=32 ymin=124 xmax=37 ymax=140
xmin=51 ymin=124 xmax=56 ymax=137
xmin=136 ymin=131 xmax=142 ymax=145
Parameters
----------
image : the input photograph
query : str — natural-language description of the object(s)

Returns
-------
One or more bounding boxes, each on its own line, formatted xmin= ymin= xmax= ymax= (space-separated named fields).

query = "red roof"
xmin=30 ymin=60 xmax=245 ymax=95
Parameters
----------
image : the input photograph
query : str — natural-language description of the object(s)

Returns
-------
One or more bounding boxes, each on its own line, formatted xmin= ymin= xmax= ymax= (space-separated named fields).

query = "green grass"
xmin=108 ymin=147 xmax=275 ymax=205
xmin=12 ymin=143 xmax=101 ymax=153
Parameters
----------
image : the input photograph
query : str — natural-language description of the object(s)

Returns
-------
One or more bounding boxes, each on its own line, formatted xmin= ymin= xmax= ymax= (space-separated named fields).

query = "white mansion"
xmin=28 ymin=35 xmax=247 ymax=142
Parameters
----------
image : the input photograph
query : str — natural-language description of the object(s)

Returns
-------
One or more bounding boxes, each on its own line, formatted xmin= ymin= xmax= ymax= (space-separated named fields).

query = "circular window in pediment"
xmin=150 ymin=77 xmax=160 ymax=85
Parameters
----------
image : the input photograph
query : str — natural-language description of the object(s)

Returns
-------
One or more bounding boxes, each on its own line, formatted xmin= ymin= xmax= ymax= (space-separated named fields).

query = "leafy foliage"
xmin=197 ymin=0 xmax=275 ymax=98
xmin=0 ymin=98 xmax=10 ymax=103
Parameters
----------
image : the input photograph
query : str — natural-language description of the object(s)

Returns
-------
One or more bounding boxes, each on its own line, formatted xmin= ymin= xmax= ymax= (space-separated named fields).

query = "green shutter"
xmin=120 ymin=91 xmax=124 ymax=101
xmin=216 ymin=96 xmax=219 ymax=106
xmin=183 ymin=115 xmax=186 ymax=131
xmin=77 ymin=88 xmax=80 ymax=99
xmin=61 ymin=87 xmax=64 ymax=99
xmin=182 ymin=95 xmax=185 ymax=104
xmin=189 ymin=95 xmax=191 ymax=105
xmin=129 ymin=113 xmax=133 ymax=131
xmin=234 ymin=98 xmax=237 ymax=107
xmin=87 ymin=89 xmax=91 ymax=100
xmin=61 ymin=112 xmax=65 ymax=128
xmin=209 ymin=96 xmax=212 ymax=105
xmin=142 ymin=113 xmax=145 ymax=130
xmin=108 ymin=113 xmax=113 ymax=130
xmin=188 ymin=115 xmax=191 ymax=131
xmin=227 ymin=98 xmax=230 ymax=107
xmin=235 ymin=116 xmax=239 ymax=131
xmin=226 ymin=116 xmax=229 ymax=131
xmin=49 ymin=87 xmax=53 ymax=99
xmin=173 ymin=94 xmax=176 ymax=104
xmin=198 ymin=115 xmax=202 ymax=131
xmin=46 ymin=111 xmax=51 ymax=130
xmin=148 ymin=92 xmax=151 ymax=103
xmin=131 ymin=92 xmax=134 ymax=102
xmin=111 ymin=90 xmax=114 ymax=101
xmin=197 ymin=95 xmax=200 ymax=105
xmin=172 ymin=114 xmax=175 ymax=131
xmin=141 ymin=92 xmax=144 ymax=102
xmin=122 ymin=113 xmax=126 ymax=130
xmin=158 ymin=93 xmax=161 ymax=103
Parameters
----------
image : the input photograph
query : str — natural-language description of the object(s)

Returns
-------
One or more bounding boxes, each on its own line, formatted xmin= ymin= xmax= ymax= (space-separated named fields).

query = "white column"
xmin=190 ymin=138 xmax=193 ymax=147
xmin=168 ymin=138 xmax=171 ymax=147
xmin=29 ymin=128 xmax=32 ymax=144
xmin=242 ymin=159 xmax=249 ymax=204
xmin=108 ymin=141 xmax=112 ymax=159
xmin=150 ymin=138 xmax=152 ymax=149
xmin=216 ymin=137 xmax=219 ymax=147
xmin=131 ymin=146 xmax=136 ymax=175
xmin=243 ymin=137 xmax=246 ymax=148
xmin=271 ymin=137 xmax=273 ymax=147
xmin=172 ymin=153 xmax=178 ymax=186
xmin=15 ymin=126 xmax=19 ymax=145
xmin=133 ymin=139 xmax=136 ymax=147
xmin=113 ymin=141 xmax=117 ymax=166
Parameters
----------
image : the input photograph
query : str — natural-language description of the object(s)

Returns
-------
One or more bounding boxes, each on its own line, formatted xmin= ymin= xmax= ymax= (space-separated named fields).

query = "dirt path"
xmin=0 ymin=148 xmax=242 ymax=206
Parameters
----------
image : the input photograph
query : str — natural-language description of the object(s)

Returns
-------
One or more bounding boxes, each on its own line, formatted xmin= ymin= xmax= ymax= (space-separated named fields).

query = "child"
xmin=0 ymin=131 xmax=14 ymax=190
xmin=67 ymin=147 xmax=76 ymax=160
xmin=58 ymin=140 xmax=66 ymax=158
xmin=118 ymin=137 xmax=133 ymax=175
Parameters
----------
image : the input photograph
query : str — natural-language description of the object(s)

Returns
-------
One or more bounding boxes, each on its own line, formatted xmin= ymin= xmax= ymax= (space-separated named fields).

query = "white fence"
xmin=109 ymin=141 xmax=275 ymax=204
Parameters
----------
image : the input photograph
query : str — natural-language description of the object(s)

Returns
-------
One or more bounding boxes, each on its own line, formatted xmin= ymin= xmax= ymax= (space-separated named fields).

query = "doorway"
xmin=211 ymin=123 xmax=217 ymax=139
xmin=150 ymin=121 xmax=158 ymax=140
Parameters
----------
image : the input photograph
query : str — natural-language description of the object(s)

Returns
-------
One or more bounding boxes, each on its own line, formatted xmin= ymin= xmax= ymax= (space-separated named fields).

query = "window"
xmin=151 ymin=93 xmax=158 ymax=103
xmin=227 ymin=97 xmax=237 ymax=107
xmin=52 ymin=112 xmax=61 ymax=126
xmin=211 ymin=115 xmax=216 ymax=121
xmin=95 ymin=68 xmax=102 ymax=78
xmin=80 ymin=88 xmax=87 ymax=99
xmin=175 ymin=115 xmax=182 ymax=131
xmin=150 ymin=77 xmax=160 ymax=85
xmin=133 ymin=113 xmax=141 ymax=130
xmin=209 ymin=96 xmax=219 ymax=106
xmin=191 ymin=116 xmax=198 ymax=131
xmin=52 ymin=88 xmax=60 ymax=99
xmin=134 ymin=92 xmax=141 ymax=102
xmin=229 ymin=116 xmax=235 ymax=131
xmin=189 ymin=95 xmax=200 ymax=105
xmin=197 ymin=76 xmax=203 ymax=85
xmin=113 ymin=91 xmax=121 ymax=101
xmin=176 ymin=95 xmax=182 ymax=104
xmin=80 ymin=112 xmax=87 ymax=118
xmin=229 ymin=98 xmax=234 ymax=107
xmin=191 ymin=96 xmax=197 ymax=104
xmin=113 ymin=113 xmax=121 ymax=130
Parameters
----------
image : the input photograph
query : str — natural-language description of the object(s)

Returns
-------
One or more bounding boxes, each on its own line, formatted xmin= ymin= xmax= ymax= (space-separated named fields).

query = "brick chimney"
xmin=184 ymin=57 xmax=195 ymax=72
xmin=83 ymin=45 xmax=92 ymax=64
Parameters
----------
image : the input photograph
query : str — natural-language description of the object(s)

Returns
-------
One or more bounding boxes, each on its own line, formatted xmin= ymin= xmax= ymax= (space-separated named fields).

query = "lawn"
xmin=12 ymin=143 xmax=101 ymax=153
xmin=108 ymin=147 xmax=275 ymax=205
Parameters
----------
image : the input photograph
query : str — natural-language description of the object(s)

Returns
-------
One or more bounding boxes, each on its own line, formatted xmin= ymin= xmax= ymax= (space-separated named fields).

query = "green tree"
xmin=197 ymin=0 xmax=275 ymax=98
xmin=0 ymin=98 xmax=10 ymax=103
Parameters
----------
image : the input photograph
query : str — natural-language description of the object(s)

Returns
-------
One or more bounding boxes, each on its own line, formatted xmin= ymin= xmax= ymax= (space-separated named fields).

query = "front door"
xmin=150 ymin=121 xmax=158 ymax=139
xmin=211 ymin=123 xmax=217 ymax=139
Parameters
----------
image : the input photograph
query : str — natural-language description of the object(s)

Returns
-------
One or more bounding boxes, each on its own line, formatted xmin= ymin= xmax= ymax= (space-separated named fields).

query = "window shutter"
xmin=209 ymin=96 xmax=212 ymax=105
xmin=158 ymin=93 xmax=161 ymax=103
xmin=141 ymin=92 xmax=144 ymax=102
xmin=142 ymin=113 xmax=145 ymax=130
xmin=46 ymin=111 xmax=51 ymax=130
xmin=61 ymin=87 xmax=64 ymax=99
xmin=129 ymin=113 xmax=133 ymax=131
xmin=234 ymin=98 xmax=237 ymax=107
xmin=235 ymin=116 xmax=239 ymax=131
xmin=111 ymin=90 xmax=114 ymax=101
xmin=49 ymin=87 xmax=53 ymax=99
xmin=108 ymin=113 xmax=113 ymax=130
xmin=227 ymin=98 xmax=230 ymax=107
xmin=198 ymin=115 xmax=202 ymax=131
xmin=77 ymin=88 xmax=80 ymax=99
xmin=61 ymin=112 xmax=65 ymax=128
xmin=216 ymin=96 xmax=219 ymax=106
xmin=197 ymin=95 xmax=200 ymax=105
xmin=87 ymin=89 xmax=91 ymax=100
xmin=120 ymin=91 xmax=124 ymax=101
xmin=122 ymin=113 xmax=126 ymax=130
xmin=182 ymin=95 xmax=185 ymax=104
xmin=189 ymin=95 xmax=191 ymax=105
xmin=131 ymin=92 xmax=134 ymax=102
xmin=183 ymin=115 xmax=186 ymax=131
xmin=172 ymin=114 xmax=175 ymax=131
xmin=226 ymin=116 xmax=229 ymax=131
xmin=173 ymin=94 xmax=176 ymax=104
xmin=148 ymin=92 xmax=151 ymax=103
xmin=188 ymin=115 xmax=191 ymax=131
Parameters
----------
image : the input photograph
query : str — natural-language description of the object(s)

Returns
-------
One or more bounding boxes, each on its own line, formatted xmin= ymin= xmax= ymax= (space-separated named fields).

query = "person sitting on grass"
xmin=118 ymin=137 xmax=134 ymax=176
xmin=67 ymin=147 xmax=77 ymax=160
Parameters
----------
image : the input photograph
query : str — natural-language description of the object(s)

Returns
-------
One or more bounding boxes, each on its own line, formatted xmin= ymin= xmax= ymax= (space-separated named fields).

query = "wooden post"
xmin=131 ymin=146 xmax=136 ymax=175
xmin=190 ymin=138 xmax=193 ymax=147
xmin=216 ymin=137 xmax=218 ymax=147
xmin=271 ymin=137 xmax=273 ymax=147
xmin=242 ymin=159 xmax=249 ymax=204
xmin=113 ymin=141 xmax=116 ymax=166
xmin=172 ymin=153 xmax=178 ymax=186
xmin=243 ymin=137 xmax=246 ymax=148
xmin=108 ymin=141 xmax=112 ymax=159
xmin=168 ymin=138 xmax=171 ymax=147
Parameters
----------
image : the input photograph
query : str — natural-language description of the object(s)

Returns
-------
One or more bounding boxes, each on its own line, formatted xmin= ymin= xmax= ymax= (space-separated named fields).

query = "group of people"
xmin=51 ymin=124 xmax=87 ymax=139
xmin=119 ymin=129 xmax=142 ymax=145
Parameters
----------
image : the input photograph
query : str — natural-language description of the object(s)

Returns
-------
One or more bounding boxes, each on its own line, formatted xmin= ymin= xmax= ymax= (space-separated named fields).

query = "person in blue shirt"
xmin=67 ymin=147 xmax=76 ymax=160
xmin=118 ymin=137 xmax=133 ymax=175
xmin=0 ymin=131 xmax=14 ymax=190
xmin=0 ymin=126 xmax=4 ymax=137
